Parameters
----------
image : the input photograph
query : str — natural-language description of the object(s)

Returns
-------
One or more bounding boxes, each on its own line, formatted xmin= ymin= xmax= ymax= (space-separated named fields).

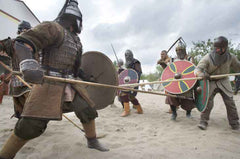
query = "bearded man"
xmin=165 ymin=42 xmax=196 ymax=120
xmin=120 ymin=49 xmax=143 ymax=117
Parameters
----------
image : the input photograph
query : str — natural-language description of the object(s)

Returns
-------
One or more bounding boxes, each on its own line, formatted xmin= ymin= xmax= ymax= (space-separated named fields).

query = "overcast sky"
xmin=23 ymin=0 xmax=240 ymax=74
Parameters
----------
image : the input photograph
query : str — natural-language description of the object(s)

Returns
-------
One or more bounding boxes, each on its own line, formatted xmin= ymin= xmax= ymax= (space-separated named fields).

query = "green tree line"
xmin=142 ymin=39 xmax=240 ymax=82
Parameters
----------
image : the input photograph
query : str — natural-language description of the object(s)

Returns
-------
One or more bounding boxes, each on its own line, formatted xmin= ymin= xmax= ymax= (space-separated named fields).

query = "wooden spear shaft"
xmin=0 ymin=61 xmax=32 ymax=88
xmin=0 ymin=60 xmax=193 ymax=99
xmin=1 ymin=63 xmax=192 ymax=100
xmin=120 ymin=73 xmax=240 ymax=87
xmin=44 ymin=76 xmax=193 ymax=100
xmin=121 ymin=77 xmax=202 ymax=87
xmin=0 ymin=61 xmax=85 ymax=132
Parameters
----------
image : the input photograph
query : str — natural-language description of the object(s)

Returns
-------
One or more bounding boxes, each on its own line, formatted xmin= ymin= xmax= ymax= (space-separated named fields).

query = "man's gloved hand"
xmin=197 ymin=71 xmax=210 ymax=80
xmin=20 ymin=59 xmax=44 ymax=84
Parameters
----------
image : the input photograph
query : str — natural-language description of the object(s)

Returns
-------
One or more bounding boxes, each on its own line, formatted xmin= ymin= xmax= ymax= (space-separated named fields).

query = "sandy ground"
xmin=0 ymin=93 xmax=240 ymax=159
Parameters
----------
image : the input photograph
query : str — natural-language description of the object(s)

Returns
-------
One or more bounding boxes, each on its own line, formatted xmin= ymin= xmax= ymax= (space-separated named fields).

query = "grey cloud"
xmin=25 ymin=0 xmax=240 ymax=73
xmin=84 ymin=0 xmax=240 ymax=73
xmin=178 ymin=1 xmax=240 ymax=45
xmin=92 ymin=1 xmax=181 ymax=41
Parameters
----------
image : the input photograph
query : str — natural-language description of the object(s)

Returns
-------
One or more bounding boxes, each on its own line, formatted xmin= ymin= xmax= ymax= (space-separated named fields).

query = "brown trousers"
xmin=200 ymin=88 xmax=239 ymax=127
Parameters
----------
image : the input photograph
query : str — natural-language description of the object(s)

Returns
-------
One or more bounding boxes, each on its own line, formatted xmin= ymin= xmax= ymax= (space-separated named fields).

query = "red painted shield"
xmin=119 ymin=69 xmax=139 ymax=85
xmin=161 ymin=60 xmax=197 ymax=94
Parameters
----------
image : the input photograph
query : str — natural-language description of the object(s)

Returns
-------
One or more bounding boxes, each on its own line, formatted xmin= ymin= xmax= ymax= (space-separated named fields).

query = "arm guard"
xmin=14 ymin=41 xmax=33 ymax=62
xmin=14 ymin=41 xmax=43 ymax=84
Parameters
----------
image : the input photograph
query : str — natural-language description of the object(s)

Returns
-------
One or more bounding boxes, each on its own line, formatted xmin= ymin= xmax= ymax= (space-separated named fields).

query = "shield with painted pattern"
xmin=119 ymin=69 xmax=139 ymax=85
xmin=161 ymin=60 xmax=197 ymax=94
xmin=81 ymin=51 xmax=118 ymax=110
xmin=118 ymin=68 xmax=139 ymax=93
xmin=194 ymin=80 xmax=209 ymax=112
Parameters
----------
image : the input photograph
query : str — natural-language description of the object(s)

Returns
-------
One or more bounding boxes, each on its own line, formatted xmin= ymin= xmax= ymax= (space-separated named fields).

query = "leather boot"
xmin=0 ymin=133 xmax=28 ymax=159
xmin=171 ymin=111 xmax=177 ymax=121
xmin=132 ymin=105 xmax=137 ymax=109
xmin=121 ymin=102 xmax=130 ymax=117
xmin=198 ymin=121 xmax=208 ymax=130
xmin=86 ymin=136 xmax=109 ymax=152
xmin=170 ymin=105 xmax=177 ymax=120
xmin=135 ymin=105 xmax=143 ymax=114
xmin=231 ymin=124 xmax=239 ymax=130
xmin=82 ymin=120 xmax=109 ymax=152
xmin=186 ymin=110 xmax=192 ymax=118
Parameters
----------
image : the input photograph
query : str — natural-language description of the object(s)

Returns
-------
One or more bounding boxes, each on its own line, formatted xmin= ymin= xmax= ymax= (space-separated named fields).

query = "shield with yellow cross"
xmin=161 ymin=60 xmax=197 ymax=94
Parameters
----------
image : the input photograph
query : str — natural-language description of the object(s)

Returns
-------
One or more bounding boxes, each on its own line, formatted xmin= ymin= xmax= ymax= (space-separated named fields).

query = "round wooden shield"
xmin=161 ymin=60 xmax=197 ymax=94
xmin=194 ymin=80 xmax=209 ymax=112
xmin=81 ymin=51 xmax=118 ymax=110
xmin=118 ymin=69 xmax=138 ymax=86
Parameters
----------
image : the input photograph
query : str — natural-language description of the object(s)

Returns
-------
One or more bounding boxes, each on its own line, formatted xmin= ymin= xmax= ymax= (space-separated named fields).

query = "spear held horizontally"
xmin=42 ymin=75 xmax=193 ymax=100
xmin=0 ymin=61 xmax=192 ymax=100
xmin=120 ymin=73 xmax=240 ymax=88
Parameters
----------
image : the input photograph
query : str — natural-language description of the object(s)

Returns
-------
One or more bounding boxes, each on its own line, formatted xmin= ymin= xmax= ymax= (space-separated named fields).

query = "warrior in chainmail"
xmin=195 ymin=36 xmax=240 ymax=131
xmin=165 ymin=41 xmax=196 ymax=120
xmin=0 ymin=1 xmax=109 ymax=158
xmin=0 ymin=20 xmax=32 ymax=115
xmin=119 ymin=49 xmax=143 ymax=117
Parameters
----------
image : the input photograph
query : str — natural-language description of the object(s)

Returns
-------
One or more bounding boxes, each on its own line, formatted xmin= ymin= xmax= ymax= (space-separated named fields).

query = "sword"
xmin=110 ymin=43 xmax=119 ymax=64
